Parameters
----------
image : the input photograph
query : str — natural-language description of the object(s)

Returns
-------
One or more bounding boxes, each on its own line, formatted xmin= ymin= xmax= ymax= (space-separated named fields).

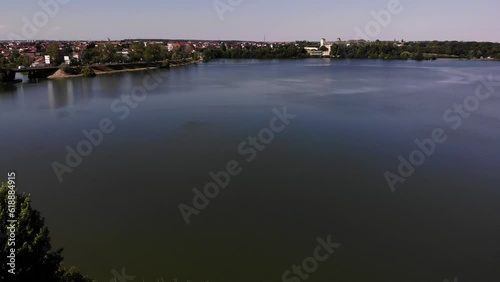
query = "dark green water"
xmin=1 ymin=59 xmax=499 ymax=281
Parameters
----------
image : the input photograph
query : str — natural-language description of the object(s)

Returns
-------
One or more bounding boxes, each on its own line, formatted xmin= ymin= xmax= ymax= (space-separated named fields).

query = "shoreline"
xmin=5 ymin=56 xmax=498 ymax=83
xmin=204 ymin=56 xmax=500 ymax=62
xmin=48 ymin=56 xmax=497 ymax=80
xmin=48 ymin=66 xmax=159 ymax=79
xmin=47 ymin=59 xmax=200 ymax=80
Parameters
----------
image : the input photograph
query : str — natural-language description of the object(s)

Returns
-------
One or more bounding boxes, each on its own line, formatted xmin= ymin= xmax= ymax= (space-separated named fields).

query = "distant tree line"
xmin=2 ymin=40 xmax=500 ymax=82
xmin=80 ymin=42 xmax=198 ymax=65
xmin=0 ymin=42 xmax=198 ymax=70
xmin=0 ymin=56 xmax=33 ymax=69
xmin=202 ymin=43 xmax=309 ymax=61
xmin=330 ymin=40 xmax=500 ymax=60
xmin=202 ymin=41 xmax=500 ymax=62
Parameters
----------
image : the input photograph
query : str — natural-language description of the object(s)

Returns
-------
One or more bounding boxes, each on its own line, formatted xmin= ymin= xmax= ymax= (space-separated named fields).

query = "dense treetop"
xmin=0 ymin=183 xmax=92 ymax=282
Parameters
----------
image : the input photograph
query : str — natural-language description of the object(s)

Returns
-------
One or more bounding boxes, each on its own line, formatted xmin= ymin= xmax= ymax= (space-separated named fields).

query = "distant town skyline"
xmin=1 ymin=0 xmax=499 ymax=43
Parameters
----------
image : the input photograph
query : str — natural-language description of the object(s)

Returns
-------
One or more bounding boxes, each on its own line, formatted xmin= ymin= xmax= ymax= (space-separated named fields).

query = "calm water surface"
xmin=1 ymin=59 xmax=499 ymax=281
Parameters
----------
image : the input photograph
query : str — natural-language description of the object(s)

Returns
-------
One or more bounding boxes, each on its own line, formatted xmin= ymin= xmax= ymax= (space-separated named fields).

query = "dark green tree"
xmin=411 ymin=52 xmax=425 ymax=61
xmin=81 ymin=66 xmax=96 ymax=77
xmin=0 ymin=183 xmax=92 ymax=282
xmin=15 ymin=55 xmax=33 ymax=68
xmin=143 ymin=44 xmax=163 ymax=62
xmin=61 ymin=44 xmax=73 ymax=56
xmin=129 ymin=43 xmax=146 ymax=62
xmin=45 ymin=43 xmax=63 ymax=66
xmin=100 ymin=44 xmax=121 ymax=63
xmin=82 ymin=47 xmax=101 ymax=65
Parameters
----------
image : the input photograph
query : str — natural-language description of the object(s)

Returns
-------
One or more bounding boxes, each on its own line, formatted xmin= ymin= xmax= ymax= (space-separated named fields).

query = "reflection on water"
xmin=0 ymin=60 xmax=500 ymax=282
xmin=0 ymin=84 xmax=18 ymax=95
xmin=48 ymin=79 xmax=74 ymax=109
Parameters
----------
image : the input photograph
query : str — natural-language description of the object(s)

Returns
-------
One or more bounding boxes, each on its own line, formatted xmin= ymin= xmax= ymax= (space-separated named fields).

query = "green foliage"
xmin=400 ymin=51 xmax=411 ymax=60
xmin=12 ymin=55 xmax=33 ymax=68
xmin=202 ymin=43 xmax=308 ymax=61
xmin=58 ymin=266 xmax=93 ymax=282
xmin=59 ymin=63 xmax=72 ymax=74
xmin=129 ymin=43 xmax=146 ymax=62
xmin=45 ymin=43 xmax=64 ymax=66
xmin=82 ymin=46 xmax=100 ymax=64
xmin=81 ymin=66 xmax=96 ymax=77
xmin=100 ymin=44 xmax=121 ymax=63
xmin=143 ymin=44 xmax=163 ymax=62
xmin=4 ymin=40 xmax=496 ymax=72
xmin=411 ymin=52 xmax=425 ymax=61
xmin=183 ymin=45 xmax=194 ymax=55
xmin=171 ymin=47 xmax=182 ymax=60
xmin=0 ymin=183 xmax=92 ymax=281
xmin=0 ymin=53 xmax=32 ymax=69
xmin=161 ymin=60 xmax=170 ymax=68
xmin=0 ymin=58 xmax=7 ymax=69
xmin=61 ymin=43 xmax=73 ymax=56
xmin=78 ymin=42 xmax=192 ymax=64
xmin=82 ymin=43 xmax=122 ymax=64
xmin=193 ymin=51 xmax=200 ymax=61
xmin=330 ymin=40 xmax=500 ymax=60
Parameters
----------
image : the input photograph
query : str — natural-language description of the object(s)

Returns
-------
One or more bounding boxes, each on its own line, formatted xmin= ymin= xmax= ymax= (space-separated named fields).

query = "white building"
xmin=320 ymin=38 xmax=333 ymax=55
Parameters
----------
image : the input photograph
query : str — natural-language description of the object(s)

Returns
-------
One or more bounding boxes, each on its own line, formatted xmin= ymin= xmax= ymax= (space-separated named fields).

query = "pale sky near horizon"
xmin=0 ymin=0 xmax=498 ymax=42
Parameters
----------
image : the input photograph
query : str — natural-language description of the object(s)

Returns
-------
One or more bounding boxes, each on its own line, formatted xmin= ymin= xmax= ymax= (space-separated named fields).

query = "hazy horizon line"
xmin=1 ymin=38 xmax=500 ymax=44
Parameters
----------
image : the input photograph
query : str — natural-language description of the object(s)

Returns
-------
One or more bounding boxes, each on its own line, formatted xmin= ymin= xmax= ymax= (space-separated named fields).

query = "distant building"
xmin=319 ymin=37 xmax=370 ymax=55
xmin=309 ymin=50 xmax=323 ymax=56
xmin=320 ymin=38 xmax=326 ymax=47
xmin=30 ymin=58 xmax=46 ymax=68
xmin=319 ymin=38 xmax=333 ymax=55
xmin=167 ymin=43 xmax=182 ymax=51
xmin=395 ymin=40 xmax=407 ymax=47
xmin=304 ymin=47 xmax=319 ymax=51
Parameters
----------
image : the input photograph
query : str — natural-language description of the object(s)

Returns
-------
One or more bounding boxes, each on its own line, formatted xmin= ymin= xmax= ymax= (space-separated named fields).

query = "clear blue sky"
xmin=1 ymin=0 xmax=499 ymax=42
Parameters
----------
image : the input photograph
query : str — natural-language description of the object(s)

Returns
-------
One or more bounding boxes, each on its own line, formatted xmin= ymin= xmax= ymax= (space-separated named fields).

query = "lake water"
xmin=1 ymin=59 xmax=499 ymax=281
